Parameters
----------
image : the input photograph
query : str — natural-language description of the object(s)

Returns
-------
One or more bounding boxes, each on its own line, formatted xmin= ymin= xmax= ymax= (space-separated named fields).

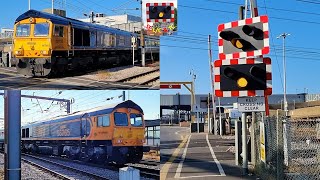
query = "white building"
xmin=78 ymin=13 xmax=142 ymax=32
xmin=0 ymin=28 xmax=14 ymax=39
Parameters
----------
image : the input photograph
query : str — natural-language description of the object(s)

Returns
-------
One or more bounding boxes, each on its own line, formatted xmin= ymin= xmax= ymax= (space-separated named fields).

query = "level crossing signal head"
xmin=150 ymin=6 xmax=171 ymax=19
xmin=146 ymin=3 xmax=175 ymax=22
xmin=221 ymin=64 xmax=266 ymax=90
xmin=213 ymin=58 xmax=272 ymax=97
xmin=218 ymin=15 xmax=269 ymax=59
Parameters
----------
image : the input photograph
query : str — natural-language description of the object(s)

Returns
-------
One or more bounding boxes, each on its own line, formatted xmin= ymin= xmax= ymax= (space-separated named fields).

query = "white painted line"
xmin=178 ymin=174 xmax=225 ymax=179
xmin=174 ymin=135 xmax=191 ymax=178
xmin=206 ymin=134 xmax=226 ymax=176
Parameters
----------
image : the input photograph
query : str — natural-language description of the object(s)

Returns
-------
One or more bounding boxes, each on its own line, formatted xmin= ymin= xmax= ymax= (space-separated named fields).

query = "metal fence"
xmin=283 ymin=118 xmax=320 ymax=180
xmin=253 ymin=112 xmax=320 ymax=180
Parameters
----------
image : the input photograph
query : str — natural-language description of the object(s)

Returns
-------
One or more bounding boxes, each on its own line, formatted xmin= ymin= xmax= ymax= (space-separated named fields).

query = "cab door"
xmin=52 ymin=24 xmax=67 ymax=50
xmin=80 ymin=113 xmax=91 ymax=141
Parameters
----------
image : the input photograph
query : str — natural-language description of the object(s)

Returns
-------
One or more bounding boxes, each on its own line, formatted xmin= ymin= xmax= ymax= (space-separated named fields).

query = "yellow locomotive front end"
xmin=111 ymin=107 xmax=146 ymax=164
xmin=13 ymin=17 xmax=53 ymax=76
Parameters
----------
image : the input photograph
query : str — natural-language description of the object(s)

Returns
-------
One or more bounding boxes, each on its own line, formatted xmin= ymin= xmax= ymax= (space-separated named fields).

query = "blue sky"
xmin=0 ymin=90 xmax=160 ymax=128
xmin=0 ymin=0 xmax=142 ymax=28
xmin=160 ymin=0 xmax=320 ymax=95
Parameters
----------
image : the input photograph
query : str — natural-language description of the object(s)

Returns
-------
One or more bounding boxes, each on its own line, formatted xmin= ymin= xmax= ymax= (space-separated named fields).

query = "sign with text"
xmin=237 ymin=97 xmax=265 ymax=112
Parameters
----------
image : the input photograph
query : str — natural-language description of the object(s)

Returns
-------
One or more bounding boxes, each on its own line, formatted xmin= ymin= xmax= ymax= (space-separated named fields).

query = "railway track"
xmin=115 ymin=68 xmax=160 ymax=85
xmin=23 ymin=152 xmax=160 ymax=179
xmin=0 ymin=148 xmax=159 ymax=179
xmin=0 ymin=65 xmax=160 ymax=89
xmin=22 ymin=153 xmax=110 ymax=180
xmin=125 ymin=162 xmax=160 ymax=179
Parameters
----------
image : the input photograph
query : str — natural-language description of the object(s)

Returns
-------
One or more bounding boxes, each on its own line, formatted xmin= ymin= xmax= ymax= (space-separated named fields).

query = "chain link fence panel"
xmin=283 ymin=118 xmax=320 ymax=180
xmin=253 ymin=112 xmax=320 ymax=180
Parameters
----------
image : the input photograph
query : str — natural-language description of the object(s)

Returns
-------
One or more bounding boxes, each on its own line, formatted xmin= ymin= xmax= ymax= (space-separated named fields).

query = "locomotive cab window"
xmin=22 ymin=129 xmax=26 ymax=138
xmin=34 ymin=23 xmax=49 ymax=36
xmin=26 ymin=128 xmax=29 ymax=138
xmin=130 ymin=114 xmax=143 ymax=127
xmin=54 ymin=25 xmax=64 ymax=37
xmin=114 ymin=112 xmax=128 ymax=126
xmin=98 ymin=115 xmax=110 ymax=127
xmin=16 ymin=24 xmax=30 ymax=37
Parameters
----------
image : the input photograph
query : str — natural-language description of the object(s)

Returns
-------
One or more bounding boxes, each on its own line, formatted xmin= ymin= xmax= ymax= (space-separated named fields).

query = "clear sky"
xmin=160 ymin=0 xmax=320 ymax=95
xmin=0 ymin=90 xmax=160 ymax=128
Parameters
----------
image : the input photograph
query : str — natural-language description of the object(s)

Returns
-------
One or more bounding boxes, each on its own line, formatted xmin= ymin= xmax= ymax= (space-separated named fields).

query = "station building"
xmin=160 ymin=93 xmax=320 ymax=123
xmin=78 ymin=13 xmax=142 ymax=33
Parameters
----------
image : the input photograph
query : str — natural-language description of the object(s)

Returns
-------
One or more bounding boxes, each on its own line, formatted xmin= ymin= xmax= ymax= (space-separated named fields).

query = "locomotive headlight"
xmin=117 ymin=139 xmax=122 ymax=143
xmin=40 ymin=50 xmax=49 ymax=55
xmin=29 ymin=17 xmax=36 ymax=24
xmin=15 ymin=50 xmax=23 ymax=56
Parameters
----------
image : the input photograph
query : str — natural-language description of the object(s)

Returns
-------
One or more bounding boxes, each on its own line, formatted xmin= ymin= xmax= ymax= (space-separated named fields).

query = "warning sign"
xmin=237 ymin=97 xmax=265 ymax=112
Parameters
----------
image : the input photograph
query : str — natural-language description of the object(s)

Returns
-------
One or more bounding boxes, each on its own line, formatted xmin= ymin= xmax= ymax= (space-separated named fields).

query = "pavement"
xmin=160 ymin=125 xmax=256 ymax=180
xmin=0 ymin=67 xmax=158 ymax=89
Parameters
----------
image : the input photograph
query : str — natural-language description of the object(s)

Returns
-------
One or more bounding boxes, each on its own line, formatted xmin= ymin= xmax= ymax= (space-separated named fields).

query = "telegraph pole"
xmin=90 ymin=11 xmax=95 ymax=23
xmin=277 ymin=33 xmax=290 ymax=116
xmin=208 ymin=35 xmax=216 ymax=134
xmin=140 ymin=0 xmax=146 ymax=67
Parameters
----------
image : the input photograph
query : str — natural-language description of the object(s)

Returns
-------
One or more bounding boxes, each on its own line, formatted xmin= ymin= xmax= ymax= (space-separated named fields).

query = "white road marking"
xmin=174 ymin=135 xmax=191 ymax=178
xmin=175 ymin=134 xmax=226 ymax=179
xmin=177 ymin=174 xmax=225 ymax=179
xmin=206 ymin=134 xmax=226 ymax=176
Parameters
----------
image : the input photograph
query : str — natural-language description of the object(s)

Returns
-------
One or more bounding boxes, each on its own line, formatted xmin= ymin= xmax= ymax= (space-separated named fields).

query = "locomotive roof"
xmin=22 ymin=100 xmax=143 ymax=128
xmin=15 ymin=10 xmax=133 ymax=36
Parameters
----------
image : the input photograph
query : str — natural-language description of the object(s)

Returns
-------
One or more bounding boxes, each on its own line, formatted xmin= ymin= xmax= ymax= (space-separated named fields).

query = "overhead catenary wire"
xmin=203 ymin=0 xmax=320 ymax=17
xmin=262 ymin=0 xmax=284 ymax=91
xmin=179 ymin=4 xmax=320 ymax=26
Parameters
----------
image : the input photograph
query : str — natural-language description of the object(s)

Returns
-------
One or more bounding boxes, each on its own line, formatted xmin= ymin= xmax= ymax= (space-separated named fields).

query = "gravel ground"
xmin=0 ymin=153 xmax=61 ymax=180
xmin=84 ymin=66 xmax=159 ymax=82
xmin=127 ymin=71 xmax=160 ymax=84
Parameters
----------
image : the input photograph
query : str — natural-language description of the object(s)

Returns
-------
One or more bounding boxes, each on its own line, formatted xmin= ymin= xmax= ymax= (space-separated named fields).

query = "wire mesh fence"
xmin=283 ymin=118 xmax=320 ymax=180
xmin=254 ymin=113 xmax=282 ymax=180
xmin=253 ymin=112 xmax=320 ymax=180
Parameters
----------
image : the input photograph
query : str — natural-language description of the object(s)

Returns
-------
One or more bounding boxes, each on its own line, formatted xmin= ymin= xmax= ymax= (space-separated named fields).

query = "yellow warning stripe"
xmin=160 ymin=135 xmax=189 ymax=180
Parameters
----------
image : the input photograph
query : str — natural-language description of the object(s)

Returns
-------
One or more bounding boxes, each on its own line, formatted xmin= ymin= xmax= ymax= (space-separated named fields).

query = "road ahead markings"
xmin=174 ymin=135 xmax=191 ymax=178
xmin=206 ymin=134 xmax=226 ymax=176
xmin=174 ymin=134 xmax=226 ymax=179
xmin=160 ymin=134 xmax=190 ymax=180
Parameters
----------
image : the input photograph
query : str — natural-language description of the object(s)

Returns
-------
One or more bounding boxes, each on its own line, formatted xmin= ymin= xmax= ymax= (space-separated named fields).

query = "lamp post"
xmin=277 ymin=33 xmax=290 ymax=116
